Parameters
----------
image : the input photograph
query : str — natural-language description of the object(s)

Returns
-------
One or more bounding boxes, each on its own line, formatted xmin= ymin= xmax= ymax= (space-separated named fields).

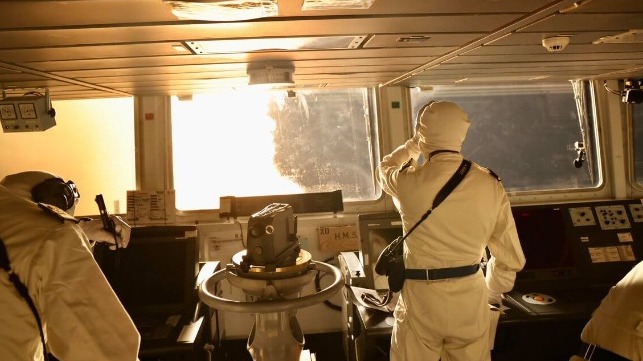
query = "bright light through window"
xmin=171 ymin=88 xmax=379 ymax=211
xmin=0 ymin=97 xmax=135 ymax=216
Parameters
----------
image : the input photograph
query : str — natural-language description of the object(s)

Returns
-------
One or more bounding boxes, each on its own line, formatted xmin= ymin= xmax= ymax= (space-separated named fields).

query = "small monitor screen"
xmin=368 ymin=228 xmax=403 ymax=290
xmin=512 ymin=207 xmax=576 ymax=281
xmin=358 ymin=212 xmax=403 ymax=291
xmin=96 ymin=226 xmax=198 ymax=316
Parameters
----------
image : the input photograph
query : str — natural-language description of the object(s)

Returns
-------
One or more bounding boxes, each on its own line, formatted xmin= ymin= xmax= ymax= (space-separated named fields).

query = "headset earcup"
xmin=31 ymin=178 xmax=71 ymax=211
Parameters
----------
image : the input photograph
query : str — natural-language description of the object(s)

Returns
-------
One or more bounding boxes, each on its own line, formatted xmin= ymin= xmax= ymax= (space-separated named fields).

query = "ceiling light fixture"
xmin=247 ymin=65 xmax=295 ymax=87
xmin=301 ymin=0 xmax=375 ymax=11
xmin=186 ymin=35 xmax=366 ymax=54
xmin=163 ymin=0 xmax=278 ymax=21
xmin=593 ymin=30 xmax=643 ymax=44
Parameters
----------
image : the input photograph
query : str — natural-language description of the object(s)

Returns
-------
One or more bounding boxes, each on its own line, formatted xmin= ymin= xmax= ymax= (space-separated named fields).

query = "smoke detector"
xmin=542 ymin=36 xmax=571 ymax=52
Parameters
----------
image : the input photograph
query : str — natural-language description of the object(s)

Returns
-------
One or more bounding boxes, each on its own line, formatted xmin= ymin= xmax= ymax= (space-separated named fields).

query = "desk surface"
xmin=351 ymin=288 xmax=597 ymax=336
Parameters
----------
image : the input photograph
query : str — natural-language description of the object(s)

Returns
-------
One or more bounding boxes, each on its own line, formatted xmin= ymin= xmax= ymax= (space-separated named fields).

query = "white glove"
xmin=488 ymin=287 xmax=503 ymax=306
xmin=404 ymin=133 xmax=422 ymax=159
xmin=80 ymin=215 xmax=131 ymax=249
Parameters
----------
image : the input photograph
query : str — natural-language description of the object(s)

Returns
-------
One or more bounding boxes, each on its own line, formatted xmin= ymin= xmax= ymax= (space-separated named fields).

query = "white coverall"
xmin=578 ymin=260 xmax=643 ymax=360
xmin=0 ymin=185 xmax=140 ymax=361
xmin=378 ymin=101 xmax=526 ymax=361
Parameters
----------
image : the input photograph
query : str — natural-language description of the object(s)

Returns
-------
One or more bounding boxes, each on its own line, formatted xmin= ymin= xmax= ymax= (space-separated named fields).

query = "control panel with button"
xmin=629 ymin=203 xmax=643 ymax=223
xmin=594 ymin=205 xmax=631 ymax=230
xmin=521 ymin=292 xmax=556 ymax=305
xmin=569 ymin=206 xmax=596 ymax=227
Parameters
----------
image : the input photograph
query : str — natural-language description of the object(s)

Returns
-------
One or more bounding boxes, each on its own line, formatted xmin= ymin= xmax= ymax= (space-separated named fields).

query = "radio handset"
xmin=94 ymin=194 xmax=120 ymax=251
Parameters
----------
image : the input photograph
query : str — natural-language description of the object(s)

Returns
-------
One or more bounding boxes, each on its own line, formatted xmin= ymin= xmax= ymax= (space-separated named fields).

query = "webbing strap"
xmin=387 ymin=159 xmax=471 ymax=256
xmin=405 ymin=264 xmax=480 ymax=281
xmin=0 ymin=238 xmax=49 ymax=361
xmin=364 ymin=159 xmax=472 ymax=308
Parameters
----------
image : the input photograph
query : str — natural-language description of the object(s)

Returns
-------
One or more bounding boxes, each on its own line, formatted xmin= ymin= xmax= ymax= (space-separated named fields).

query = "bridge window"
xmin=632 ymin=102 xmax=643 ymax=184
xmin=410 ymin=82 xmax=601 ymax=192
xmin=171 ymin=88 xmax=379 ymax=210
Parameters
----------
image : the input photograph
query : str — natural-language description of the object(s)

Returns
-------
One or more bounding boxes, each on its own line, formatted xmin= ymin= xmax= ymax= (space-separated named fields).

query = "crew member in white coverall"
xmin=0 ymin=171 xmax=140 ymax=361
xmin=378 ymin=101 xmax=526 ymax=361
xmin=571 ymin=260 xmax=643 ymax=361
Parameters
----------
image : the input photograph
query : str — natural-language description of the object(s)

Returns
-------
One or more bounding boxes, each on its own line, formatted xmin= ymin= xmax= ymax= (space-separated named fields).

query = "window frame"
xmin=164 ymin=87 xmax=388 ymax=216
xmin=627 ymin=100 xmax=643 ymax=195
xmin=403 ymin=81 xmax=610 ymax=204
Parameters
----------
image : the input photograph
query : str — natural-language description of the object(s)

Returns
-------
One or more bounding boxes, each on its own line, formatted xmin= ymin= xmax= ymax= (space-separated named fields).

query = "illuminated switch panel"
xmin=629 ymin=203 xmax=643 ymax=223
xmin=569 ymin=206 xmax=596 ymax=227
xmin=594 ymin=205 xmax=631 ymax=230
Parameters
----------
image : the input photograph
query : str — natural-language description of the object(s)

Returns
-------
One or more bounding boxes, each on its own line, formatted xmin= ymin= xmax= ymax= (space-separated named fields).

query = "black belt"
xmin=405 ymin=264 xmax=480 ymax=281
xmin=579 ymin=342 xmax=630 ymax=361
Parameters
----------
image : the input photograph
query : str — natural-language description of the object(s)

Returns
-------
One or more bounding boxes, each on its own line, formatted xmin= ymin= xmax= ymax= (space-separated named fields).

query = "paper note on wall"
xmin=588 ymin=245 xmax=636 ymax=263
xmin=318 ymin=225 xmax=359 ymax=252
xmin=126 ymin=190 xmax=175 ymax=225
xmin=199 ymin=222 xmax=245 ymax=264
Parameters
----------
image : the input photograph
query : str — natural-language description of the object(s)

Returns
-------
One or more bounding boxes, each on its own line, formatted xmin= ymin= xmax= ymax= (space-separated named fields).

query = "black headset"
xmin=31 ymin=178 xmax=80 ymax=211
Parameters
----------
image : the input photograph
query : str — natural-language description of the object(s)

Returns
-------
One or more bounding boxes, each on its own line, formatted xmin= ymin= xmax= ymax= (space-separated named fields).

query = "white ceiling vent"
xmin=248 ymin=66 xmax=295 ymax=87
xmin=163 ymin=0 xmax=278 ymax=21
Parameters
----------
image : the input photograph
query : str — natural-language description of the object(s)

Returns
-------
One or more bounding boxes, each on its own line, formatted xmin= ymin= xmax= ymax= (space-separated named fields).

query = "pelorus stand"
xmin=199 ymin=249 xmax=342 ymax=361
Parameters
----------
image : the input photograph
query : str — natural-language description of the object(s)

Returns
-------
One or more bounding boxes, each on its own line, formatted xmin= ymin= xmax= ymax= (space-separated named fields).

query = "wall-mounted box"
xmin=0 ymin=94 xmax=56 ymax=132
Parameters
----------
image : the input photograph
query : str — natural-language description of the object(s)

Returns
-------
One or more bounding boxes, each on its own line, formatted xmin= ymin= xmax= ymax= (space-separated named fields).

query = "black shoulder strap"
xmin=384 ymin=159 xmax=471 ymax=257
xmin=365 ymin=159 xmax=471 ymax=307
xmin=0 ymin=238 xmax=50 ymax=361
xmin=404 ymin=159 xmax=471 ymax=238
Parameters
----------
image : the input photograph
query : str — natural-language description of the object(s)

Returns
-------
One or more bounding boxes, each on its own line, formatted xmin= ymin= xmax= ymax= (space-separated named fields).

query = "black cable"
xmin=315 ymin=256 xmax=342 ymax=311
xmin=235 ymin=219 xmax=245 ymax=248
xmin=603 ymin=80 xmax=622 ymax=96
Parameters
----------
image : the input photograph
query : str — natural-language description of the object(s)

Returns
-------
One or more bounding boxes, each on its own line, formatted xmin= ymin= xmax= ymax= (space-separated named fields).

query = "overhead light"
xmin=163 ymin=0 xmax=278 ymax=21
xmin=559 ymin=0 xmax=595 ymax=14
xmin=593 ymin=30 xmax=643 ymax=44
xmin=397 ymin=35 xmax=431 ymax=44
xmin=454 ymin=76 xmax=551 ymax=83
xmin=171 ymin=43 xmax=189 ymax=52
xmin=247 ymin=65 xmax=294 ymax=87
xmin=186 ymin=35 xmax=366 ymax=54
xmin=301 ymin=0 xmax=375 ymax=11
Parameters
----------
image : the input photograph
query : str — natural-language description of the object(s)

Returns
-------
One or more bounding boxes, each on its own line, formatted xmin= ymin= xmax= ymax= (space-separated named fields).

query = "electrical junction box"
xmin=622 ymin=88 xmax=643 ymax=104
xmin=0 ymin=94 xmax=56 ymax=132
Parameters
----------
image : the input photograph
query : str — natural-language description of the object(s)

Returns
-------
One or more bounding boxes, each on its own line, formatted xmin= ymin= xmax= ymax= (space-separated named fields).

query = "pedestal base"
xmin=248 ymin=311 xmax=304 ymax=361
